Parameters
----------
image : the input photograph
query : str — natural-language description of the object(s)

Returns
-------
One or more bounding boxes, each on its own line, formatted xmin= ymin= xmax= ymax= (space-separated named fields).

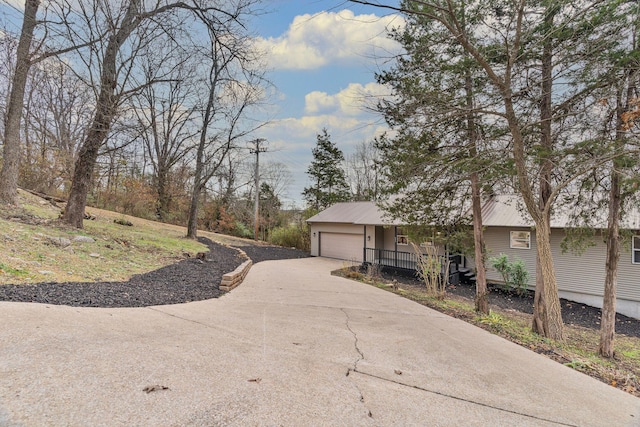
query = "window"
xmin=397 ymin=235 xmax=409 ymax=245
xmin=633 ymin=236 xmax=640 ymax=264
xmin=510 ymin=231 xmax=531 ymax=249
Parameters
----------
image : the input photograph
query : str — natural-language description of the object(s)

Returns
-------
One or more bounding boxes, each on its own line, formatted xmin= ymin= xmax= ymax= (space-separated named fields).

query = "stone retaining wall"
xmin=219 ymin=258 xmax=252 ymax=291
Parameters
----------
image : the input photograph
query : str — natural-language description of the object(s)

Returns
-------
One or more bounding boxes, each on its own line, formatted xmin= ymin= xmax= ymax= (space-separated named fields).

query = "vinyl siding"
xmin=483 ymin=227 xmax=538 ymax=287
xmin=480 ymin=226 xmax=640 ymax=303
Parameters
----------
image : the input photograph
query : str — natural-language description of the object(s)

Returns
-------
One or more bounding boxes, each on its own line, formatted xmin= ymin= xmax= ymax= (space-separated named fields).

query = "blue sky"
xmin=251 ymin=0 xmax=403 ymax=206
xmin=0 ymin=0 xmax=403 ymax=207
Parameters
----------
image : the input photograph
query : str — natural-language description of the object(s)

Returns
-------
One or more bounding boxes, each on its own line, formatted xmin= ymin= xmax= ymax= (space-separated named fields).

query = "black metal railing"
xmin=364 ymin=248 xmax=462 ymax=284
xmin=364 ymin=248 xmax=419 ymax=270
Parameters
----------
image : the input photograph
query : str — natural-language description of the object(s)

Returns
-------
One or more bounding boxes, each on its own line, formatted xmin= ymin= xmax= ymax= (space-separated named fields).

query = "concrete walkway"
xmin=0 ymin=257 xmax=638 ymax=426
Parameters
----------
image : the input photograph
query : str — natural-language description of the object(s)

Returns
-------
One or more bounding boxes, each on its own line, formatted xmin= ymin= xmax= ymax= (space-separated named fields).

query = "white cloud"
xmin=305 ymin=82 xmax=392 ymax=116
xmin=254 ymin=9 xmax=404 ymax=70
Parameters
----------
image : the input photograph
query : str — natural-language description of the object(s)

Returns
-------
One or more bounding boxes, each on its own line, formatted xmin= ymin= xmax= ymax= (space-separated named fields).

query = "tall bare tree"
xmin=132 ymin=50 xmax=198 ymax=220
xmin=0 ymin=0 xmax=40 ymax=204
xmin=0 ymin=0 xmax=96 ymax=204
xmin=346 ymin=140 xmax=379 ymax=201
xmin=185 ymin=13 xmax=268 ymax=238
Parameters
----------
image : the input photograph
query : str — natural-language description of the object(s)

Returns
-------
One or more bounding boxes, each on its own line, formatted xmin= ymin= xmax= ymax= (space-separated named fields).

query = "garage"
xmin=319 ymin=232 xmax=364 ymax=262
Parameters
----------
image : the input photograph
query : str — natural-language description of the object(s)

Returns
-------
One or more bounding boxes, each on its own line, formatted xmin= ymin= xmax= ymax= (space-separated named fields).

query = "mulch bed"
xmin=378 ymin=268 xmax=640 ymax=339
xmin=0 ymin=238 xmax=309 ymax=308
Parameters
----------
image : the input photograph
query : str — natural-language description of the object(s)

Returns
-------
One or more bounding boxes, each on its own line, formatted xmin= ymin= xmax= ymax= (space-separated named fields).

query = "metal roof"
xmin=306 ymin=201 xmax=402 ymax=226
xmin=306 ymin=195 xmax=640 ymax=230
xmin=481 ymin=195 xmax=640 ymax=230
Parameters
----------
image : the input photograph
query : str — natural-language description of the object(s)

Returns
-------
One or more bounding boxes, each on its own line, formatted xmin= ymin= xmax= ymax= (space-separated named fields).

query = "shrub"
xmin=233 ymin=221 xmax=254 ymax=239
xmin=489 ymin=253 xmax=530 ymax=296
xmin=412 ymin=243 xmax=448 ymax=297
xmin=269 ymin=224 xmax=309 ymax=251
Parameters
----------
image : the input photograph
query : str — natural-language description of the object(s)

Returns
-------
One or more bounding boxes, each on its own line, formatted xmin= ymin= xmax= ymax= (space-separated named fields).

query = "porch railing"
xmin=364 ymin=247 xmax=461 ymax=284
xmin=364 ymin=248 xmax=420 ymax=271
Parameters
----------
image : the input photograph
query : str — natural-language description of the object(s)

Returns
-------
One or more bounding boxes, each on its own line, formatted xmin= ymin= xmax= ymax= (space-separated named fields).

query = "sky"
xmin=249 ymin=0 xmax=403 ymax=207
xmin=0 ymin=0 xmax=404 ymax=208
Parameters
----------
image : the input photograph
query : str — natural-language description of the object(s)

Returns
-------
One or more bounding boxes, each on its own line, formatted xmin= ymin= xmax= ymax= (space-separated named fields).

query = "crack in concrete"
xmin=350 ymin=369 xmax=579 ymax=427
xmin=341 ymin=308 xmax=373 ymax=420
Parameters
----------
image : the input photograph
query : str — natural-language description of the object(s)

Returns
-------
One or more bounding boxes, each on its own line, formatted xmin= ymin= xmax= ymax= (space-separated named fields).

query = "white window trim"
xmin=510 ymin=231 xmax=531 ymax=250
xmin=633 ymin=236 xmax=640 ymax=265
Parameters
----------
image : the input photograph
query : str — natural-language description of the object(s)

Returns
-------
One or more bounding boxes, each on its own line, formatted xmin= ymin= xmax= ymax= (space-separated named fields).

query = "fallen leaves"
xmin=143 ymin=385 xmax=169 ymax=394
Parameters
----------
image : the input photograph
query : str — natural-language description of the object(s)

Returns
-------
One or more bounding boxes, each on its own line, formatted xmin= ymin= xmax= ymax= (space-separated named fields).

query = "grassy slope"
xmin=0 ymin=190 xmax=228 ymax=284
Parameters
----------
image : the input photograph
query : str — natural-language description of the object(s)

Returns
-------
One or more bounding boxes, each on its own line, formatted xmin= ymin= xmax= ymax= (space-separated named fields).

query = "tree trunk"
xmin=463 ymin=61 xmax=488 ymax=314
xmin=600 ymin=163 xmax=620 ymax=358
xmin=186 ymin=151 xmax=203 ymax=238
xmin=0 ymin=0 xmax=40 ymax=204
xmin=156 ymin=165 xmax=170 ymax=220
xmin=62 ymin=0 xmax=140 ymax=228
xmin=471 ymin=171 xmax=488 ymax=314
xmin=531 ymin=6 xmax=563 ymax=340
xmin=599 ymin=73 xmax=635 ymax=357
xmin=532 ymin=220 xmax=565 ymax=340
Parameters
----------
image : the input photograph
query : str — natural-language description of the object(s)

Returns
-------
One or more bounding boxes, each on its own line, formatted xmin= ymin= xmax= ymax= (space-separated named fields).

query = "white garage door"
xmin=320 ymin=232 xmax=364 ymax=262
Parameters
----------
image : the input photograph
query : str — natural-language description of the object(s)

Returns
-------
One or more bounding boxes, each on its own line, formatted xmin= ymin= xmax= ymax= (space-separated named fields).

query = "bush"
xmin=489 ymin=253 xmax=530 ymax=296
xmin=233 ymin=221 xmax=254 ymax=239
xmin=412 ymin=243 xmax=448 ymax=297
xmin=269 ymin=224 xmax=309 ymax=251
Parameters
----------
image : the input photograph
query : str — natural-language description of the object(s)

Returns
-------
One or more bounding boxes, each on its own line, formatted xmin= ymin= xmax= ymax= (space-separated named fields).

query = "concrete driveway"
xmin=0 ymin=257 xmax=638 ymax=426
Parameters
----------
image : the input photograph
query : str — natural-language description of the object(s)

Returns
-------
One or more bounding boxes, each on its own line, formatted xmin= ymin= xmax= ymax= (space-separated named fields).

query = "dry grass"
xmin=0 ymin=189 xmax=224 ymax=284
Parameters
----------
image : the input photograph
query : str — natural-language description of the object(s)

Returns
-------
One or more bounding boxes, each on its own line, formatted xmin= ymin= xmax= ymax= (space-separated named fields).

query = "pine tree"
xmin=302 ymin=129 xmax=350 ymax=210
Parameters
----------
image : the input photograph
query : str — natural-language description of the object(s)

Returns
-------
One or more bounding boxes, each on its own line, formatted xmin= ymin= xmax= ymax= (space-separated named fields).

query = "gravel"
xmin=0 ymin=238 xmax=308 ymax=308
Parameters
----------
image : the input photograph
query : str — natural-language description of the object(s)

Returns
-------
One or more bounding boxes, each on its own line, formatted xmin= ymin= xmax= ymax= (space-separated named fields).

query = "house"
xmin=307 ymin=197 xmax=640 ymax=320
xmin=307 ymin=201 xmax=400 ymax=262
xmin=306 ymin=201 xmax=459 ymax=279
xmin=472 ymin=195 xmax=640 ymax=319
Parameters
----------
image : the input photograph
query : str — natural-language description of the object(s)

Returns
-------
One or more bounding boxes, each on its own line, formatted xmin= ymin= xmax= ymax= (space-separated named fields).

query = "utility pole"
xmin=249 ymin=138 xmax=267 ymax=240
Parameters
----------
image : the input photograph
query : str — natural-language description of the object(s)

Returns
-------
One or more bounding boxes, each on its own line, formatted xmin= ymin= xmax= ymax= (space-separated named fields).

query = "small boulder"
xmin=47 ymin=236 xmax=72 ymax=247
xmin=89 ymin=253 xmax=101 ymax=258
xmin=73 ymin=236 xmax=95 ymax=243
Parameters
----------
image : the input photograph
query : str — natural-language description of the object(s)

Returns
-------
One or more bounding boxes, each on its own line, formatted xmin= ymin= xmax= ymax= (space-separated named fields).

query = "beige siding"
xmin=550 ymin=231 xmax=606 ymax=299
xmin=383 ymin=227 xmax=396 ymax=251
xmin=480 ymin=226 xmax=640 ymax=305
xmin=618 ymin=243 xmax=640 ymax=302
xmin=483 ymin=227 xmax=538 ymax=287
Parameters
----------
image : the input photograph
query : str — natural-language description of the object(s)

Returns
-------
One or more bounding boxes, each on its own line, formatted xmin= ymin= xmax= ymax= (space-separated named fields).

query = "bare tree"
xmin=132 ymin=49 xmax=198 ymax=220
xmin=185 ymin=16 xmax=268 ymax=238
xmin=346 ymin=139 xmax=379 ymax=201
xmin=0 ymin=0 xmax=40 ymax=204
xmin=0 ymin=0 xmax=97 ymax=204
xmin=22 ymin=59 xmax=92 ymax=193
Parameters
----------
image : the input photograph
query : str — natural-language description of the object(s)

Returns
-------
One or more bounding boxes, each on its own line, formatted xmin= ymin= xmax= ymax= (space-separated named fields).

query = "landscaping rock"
xmin=47 ymin=236 xmax=72 ymax=247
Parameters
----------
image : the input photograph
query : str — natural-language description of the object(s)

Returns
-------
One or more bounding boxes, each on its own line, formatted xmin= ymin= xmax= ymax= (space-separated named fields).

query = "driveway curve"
xmin=0 ymin=257 xmax=638 ymax=426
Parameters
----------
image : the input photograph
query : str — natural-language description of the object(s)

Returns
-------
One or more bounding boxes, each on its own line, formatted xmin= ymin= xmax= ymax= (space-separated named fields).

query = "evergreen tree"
xmin=351 ymin=0 xmax=632 ymax=341
xmin=375 ymin=3 xmax=506 ymax=314
xmin=302 ymin=129 xmax=350 ymax=210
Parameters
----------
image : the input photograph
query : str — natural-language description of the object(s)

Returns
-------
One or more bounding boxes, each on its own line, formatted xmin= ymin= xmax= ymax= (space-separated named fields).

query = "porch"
xmin=363 ymin=247 xmax=465 ymax=285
